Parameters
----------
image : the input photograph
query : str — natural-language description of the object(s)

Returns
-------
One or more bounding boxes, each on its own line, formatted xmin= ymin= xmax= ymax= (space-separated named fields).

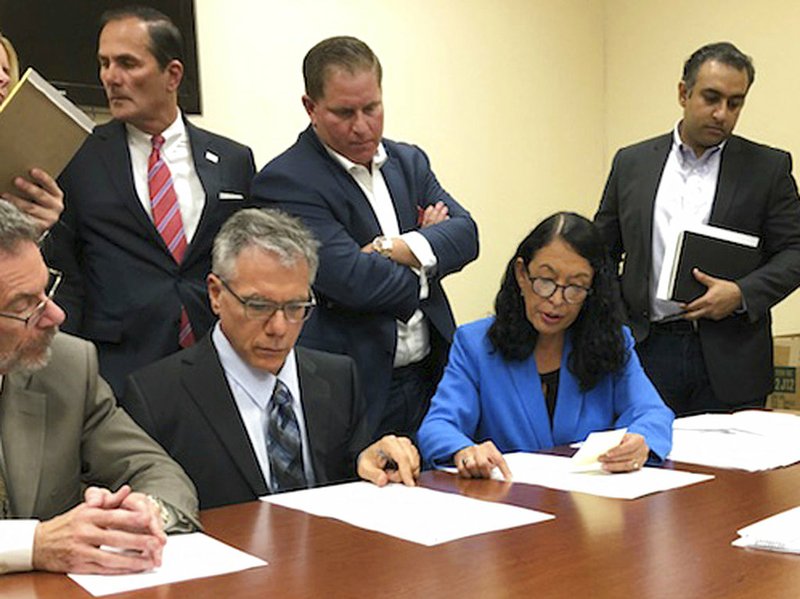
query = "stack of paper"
xmin=732 ymin=506 xmax=800 ymax=554
xmin=669 ymin=410 xmax=800 ymax=471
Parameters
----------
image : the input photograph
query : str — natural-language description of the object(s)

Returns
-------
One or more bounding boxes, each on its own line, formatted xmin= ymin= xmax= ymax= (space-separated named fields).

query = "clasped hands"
xmin=453 ymin=433 xmax=651 ymax=479
xmin=32 ymin=484 xmax=166 ymax=574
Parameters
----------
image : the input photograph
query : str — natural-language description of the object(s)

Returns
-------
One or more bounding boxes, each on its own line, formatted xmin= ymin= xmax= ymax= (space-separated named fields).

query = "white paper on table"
xmin=669 ymin=411 xmax=800 ymax=471
xmin=471 ymin=453 xmax=713 ymax=499
xmin=674 ymin=410 xmax=800 ymax=437
xmin=732 ymin=506 xmax=800 ymax=554
xmin=68 ymin=532 xmax=267 ymax=597
xmin=570 ymin=428 xmax=627 ymax=471
xmin=262 ymin=481 xmax=553 ymax=546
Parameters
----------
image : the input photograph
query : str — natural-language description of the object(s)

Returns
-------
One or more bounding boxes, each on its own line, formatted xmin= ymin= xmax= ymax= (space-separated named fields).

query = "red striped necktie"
xmin=148 ymin=134 xmax=195 ymax=348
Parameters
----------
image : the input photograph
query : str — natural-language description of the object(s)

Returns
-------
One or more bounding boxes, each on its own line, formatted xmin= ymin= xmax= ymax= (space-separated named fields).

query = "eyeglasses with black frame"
xmin=526 ymin=275 xmax=592 ymax=305
xmin=0 ymin=268 xmax=63 ymax=328
xmin=216 ymin=275 xmax=316 ymax=323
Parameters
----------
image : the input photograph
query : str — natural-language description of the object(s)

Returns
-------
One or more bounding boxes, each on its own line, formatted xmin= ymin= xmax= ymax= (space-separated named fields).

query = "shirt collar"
xmin=125 ymin=112 xmax=186 ymax=150
xmin=673 ymin=120 xmax=725 ymax=167
xmin=323 ymin=139 xmax=387 ymax=172
xmin=211 ymin=321 xmax=298 ymax=410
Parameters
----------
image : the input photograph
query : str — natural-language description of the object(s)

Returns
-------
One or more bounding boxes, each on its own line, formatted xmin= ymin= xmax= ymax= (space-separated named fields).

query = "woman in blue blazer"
xmin=417 ymin=212 xmax=673 ymax=478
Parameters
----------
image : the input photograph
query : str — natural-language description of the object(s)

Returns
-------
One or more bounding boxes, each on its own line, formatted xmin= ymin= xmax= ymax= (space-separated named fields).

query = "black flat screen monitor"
xmin=0 ymin=0 xmax=202 ymax=113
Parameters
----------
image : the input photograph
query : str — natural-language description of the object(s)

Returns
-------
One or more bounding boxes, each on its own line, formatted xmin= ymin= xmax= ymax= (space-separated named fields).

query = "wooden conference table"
xmin=2 ymin=459 xmax=799 ymax=598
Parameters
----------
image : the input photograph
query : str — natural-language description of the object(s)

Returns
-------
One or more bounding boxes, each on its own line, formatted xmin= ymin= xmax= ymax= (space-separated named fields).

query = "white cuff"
xmin=400 ymin=231 xmax=437 ymax=272
xmin=0 ymin=520 xmax=38 ymax=573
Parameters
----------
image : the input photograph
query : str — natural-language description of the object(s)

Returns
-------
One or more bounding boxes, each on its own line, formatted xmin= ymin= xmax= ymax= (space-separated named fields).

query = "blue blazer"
xmin=417 ymin=318 xmax=674 ymax=466
xmin=253 ymin=126 xmax=479 ymax=434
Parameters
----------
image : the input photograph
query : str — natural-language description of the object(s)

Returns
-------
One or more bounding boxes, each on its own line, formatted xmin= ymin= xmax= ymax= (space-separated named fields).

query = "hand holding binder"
xmin=680 ymin=268 xmax=745 ymax=321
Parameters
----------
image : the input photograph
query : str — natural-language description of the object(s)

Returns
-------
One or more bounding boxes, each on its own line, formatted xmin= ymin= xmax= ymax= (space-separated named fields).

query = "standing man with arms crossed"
xmin=595 ymin=42 xmax=800 ymax=416
xmin=254 ymin=36 xmax=479 ymax=437
xmin=0 ymin=200 xmax=198 ymax=575
xmin=46 ymin=6 xmax=256 ymax=396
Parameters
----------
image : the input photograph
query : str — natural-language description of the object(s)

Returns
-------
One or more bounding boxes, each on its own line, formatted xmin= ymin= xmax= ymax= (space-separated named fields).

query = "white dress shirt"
xmin=325 ymin=142 xmax=436 ymax=367
xmin=650 ymin=123 xmax=724 ymax=321
xmin=127 ymin=113 xmax=205 ymax=242
xmin=212 ymin=323 xmax=315 ymax=491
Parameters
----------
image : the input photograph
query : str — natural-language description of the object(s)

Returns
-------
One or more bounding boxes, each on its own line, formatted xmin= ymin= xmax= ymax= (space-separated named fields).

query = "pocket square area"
xmin=219 ymin=191 xmax=245 ymax=200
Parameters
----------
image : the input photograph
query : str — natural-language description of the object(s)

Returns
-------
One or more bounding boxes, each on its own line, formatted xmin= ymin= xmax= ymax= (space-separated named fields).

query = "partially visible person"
xmin=417 ymin=212 xmax=674 ymax=479
xmin=45 ymin=6 xmax=256 ymax=397
xmin=0 ymin=200 xmax=199 ymax=575
xmin=253 ymin=36 xmax=479 ymax=439
xmin=0 ymin=32 xmax=64 ymax=235
xmin=122 ymin=209 xmax=420 ymax=510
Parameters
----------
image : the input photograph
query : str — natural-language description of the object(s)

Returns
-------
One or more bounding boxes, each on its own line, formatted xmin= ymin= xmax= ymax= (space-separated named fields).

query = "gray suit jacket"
xmin=0 ymin=333 xmax=199 ymax=524
xmin=595 ymin=133 xmax=800 ymax=405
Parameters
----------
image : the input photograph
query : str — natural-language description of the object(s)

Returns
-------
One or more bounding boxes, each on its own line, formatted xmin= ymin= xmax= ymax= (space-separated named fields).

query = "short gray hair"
xmin=212 ymin=208 xmax=320 ymax=282
xmin=0 ymin=199 xmax=40 ymax=254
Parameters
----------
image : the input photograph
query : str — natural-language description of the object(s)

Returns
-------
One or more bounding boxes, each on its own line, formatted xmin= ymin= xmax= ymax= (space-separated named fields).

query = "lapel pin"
xmin=205 ymin=150 xmax=219 ymax=164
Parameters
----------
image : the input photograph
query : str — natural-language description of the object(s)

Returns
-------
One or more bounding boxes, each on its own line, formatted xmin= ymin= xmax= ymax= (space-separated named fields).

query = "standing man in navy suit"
xmin=595 ymin=42 xmax=800 ymax=416
xmin=253 ymin=37 xmax=479 ymax=438
xmin=45 ymin=6 xmax=255 ymax=396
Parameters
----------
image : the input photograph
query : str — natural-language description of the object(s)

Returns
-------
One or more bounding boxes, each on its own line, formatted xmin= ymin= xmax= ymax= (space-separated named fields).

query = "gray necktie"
xmin=266 ymin=380 xmax=307 ymax=493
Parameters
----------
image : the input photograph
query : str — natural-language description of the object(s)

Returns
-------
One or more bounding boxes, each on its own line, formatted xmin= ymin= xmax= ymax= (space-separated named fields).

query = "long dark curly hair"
xmin=487 ymin=212 xmax=627 ymax=390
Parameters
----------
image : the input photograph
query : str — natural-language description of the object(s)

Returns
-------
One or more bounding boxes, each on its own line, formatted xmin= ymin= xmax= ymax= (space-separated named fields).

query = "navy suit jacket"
xmin=595 ymin=133 xmax=800 ymax=405
xmin=44 ymin=117 xmax=256 ymax=397
xmin=121 ymin=334 xmax=370 ymax=509
xmin=252 ymin=126 xmax=479 ymax=434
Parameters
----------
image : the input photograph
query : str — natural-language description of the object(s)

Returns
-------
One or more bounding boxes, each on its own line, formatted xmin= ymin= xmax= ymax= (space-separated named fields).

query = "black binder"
xmin=668 ymin=230 xmax=760 ymax=303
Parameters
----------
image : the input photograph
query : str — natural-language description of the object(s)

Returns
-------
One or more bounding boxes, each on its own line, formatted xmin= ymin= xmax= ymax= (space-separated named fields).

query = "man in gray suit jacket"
xmin=122 ymin=209 xmax=421 ymax=509
xmin=45 ymin=6 xmax=255 ymax=397
xmin=0 ymin=200 xmax=198 ymax=575
xmin=595 ymin=42 xmax=800 ymax=415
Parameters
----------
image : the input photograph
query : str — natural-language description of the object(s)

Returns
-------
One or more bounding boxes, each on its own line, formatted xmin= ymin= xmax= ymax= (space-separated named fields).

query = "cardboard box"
xmin=767 ymin=334 xmax=800 ymax=412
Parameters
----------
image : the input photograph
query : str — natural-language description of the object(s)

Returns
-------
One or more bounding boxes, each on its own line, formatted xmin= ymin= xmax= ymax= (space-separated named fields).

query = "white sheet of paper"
xmin=669 ymin=411 xmax=800 ymax=471
xmin=262 ymin=481 xmax=553 ymax=546
xmin=732 ymin=506 xmax=800 ymax=554
xmin=68 ymin=532 xmax=267 ymax=597
xmin=474 ymin=453 xmax=713 ymax=499
xmin=570 ymin=428 xmax=627 ymax=470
